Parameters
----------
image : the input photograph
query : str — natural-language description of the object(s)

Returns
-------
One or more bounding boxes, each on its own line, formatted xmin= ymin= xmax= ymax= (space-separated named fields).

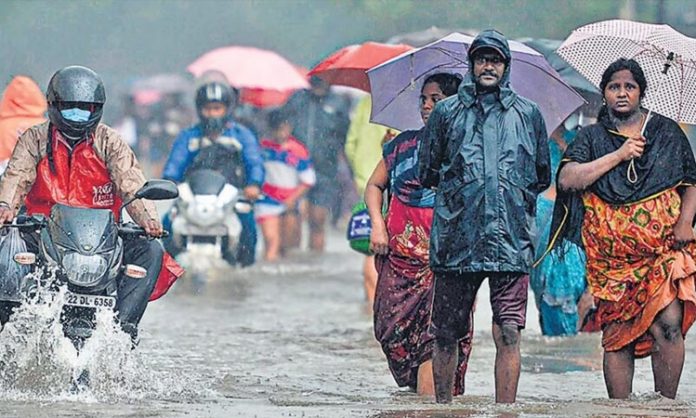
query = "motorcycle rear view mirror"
xmin=120 ymin=180 xmax=180 ymax=221
xmin=135 ymin=180 xmax=179 ymax=201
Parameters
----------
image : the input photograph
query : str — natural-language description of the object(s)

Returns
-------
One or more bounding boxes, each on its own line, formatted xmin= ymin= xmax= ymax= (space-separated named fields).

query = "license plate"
xmin=64 ymin=292 xmax=116 ymax=309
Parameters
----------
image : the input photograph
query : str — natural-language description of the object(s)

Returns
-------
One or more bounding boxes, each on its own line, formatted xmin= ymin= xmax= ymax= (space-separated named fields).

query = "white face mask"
xmin=60 ymin=108 xmax=91 ymax=122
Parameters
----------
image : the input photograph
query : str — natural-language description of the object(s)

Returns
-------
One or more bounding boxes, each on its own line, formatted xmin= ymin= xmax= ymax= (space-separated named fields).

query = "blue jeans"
xmin=235 ymin=211 xmax=257 ymax=267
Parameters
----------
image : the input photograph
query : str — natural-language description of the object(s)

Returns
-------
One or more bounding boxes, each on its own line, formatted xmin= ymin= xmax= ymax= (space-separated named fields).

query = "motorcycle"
xmin=0 ymin=180 xmax=178 ymax=387
xmin=166 ymin=169 xmax=252 ymax=285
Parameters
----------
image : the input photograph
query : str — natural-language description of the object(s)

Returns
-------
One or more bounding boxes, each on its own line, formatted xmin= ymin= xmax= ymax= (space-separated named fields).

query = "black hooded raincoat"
xmin=418 ymin=30 xmax=551 ymax=275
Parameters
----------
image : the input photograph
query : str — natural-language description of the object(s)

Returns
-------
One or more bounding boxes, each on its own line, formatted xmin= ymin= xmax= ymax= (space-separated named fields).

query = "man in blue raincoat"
xmin=162 ymin=81 xmax=265 ymax=267
xmin=419 ymin=29 xmax=551 ymax=403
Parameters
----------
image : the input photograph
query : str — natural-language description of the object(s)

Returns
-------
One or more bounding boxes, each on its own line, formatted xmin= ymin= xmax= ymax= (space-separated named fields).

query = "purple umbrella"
xmin=367 ymin=32 xmax=585 ymax=135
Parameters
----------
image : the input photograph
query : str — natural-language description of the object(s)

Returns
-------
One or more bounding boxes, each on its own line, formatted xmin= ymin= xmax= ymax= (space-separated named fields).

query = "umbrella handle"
xmin=640 ymin=109 xmax=652 ymax=137
xmin=625 ymin=51 xmax=672 ymax=185
xmin=626 ymin=109 xmax=654 ymax=184
xmin=627 ymin=159 xmax=638 ymax=184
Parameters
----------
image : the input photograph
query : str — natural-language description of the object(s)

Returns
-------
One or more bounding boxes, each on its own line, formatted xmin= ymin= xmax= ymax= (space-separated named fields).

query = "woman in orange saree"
xmin=552 ymin=58 xmax=696 ymax=399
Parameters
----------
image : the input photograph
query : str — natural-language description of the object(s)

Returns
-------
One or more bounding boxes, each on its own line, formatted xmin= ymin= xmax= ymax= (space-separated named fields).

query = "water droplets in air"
xmin=0 ymin=267 xmax=203 ymax=402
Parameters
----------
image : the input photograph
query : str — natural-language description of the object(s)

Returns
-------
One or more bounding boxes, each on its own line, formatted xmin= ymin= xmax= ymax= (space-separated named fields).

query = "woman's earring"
xmin=602 ymin=98 xmax=606 ymax=105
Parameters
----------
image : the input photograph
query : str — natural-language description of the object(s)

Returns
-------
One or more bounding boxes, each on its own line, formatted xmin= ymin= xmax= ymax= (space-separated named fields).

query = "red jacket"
xmin=18 ymin=127 xmax=182 ymax=301
xmin=25 ymin=129 xmax=122 ymax=219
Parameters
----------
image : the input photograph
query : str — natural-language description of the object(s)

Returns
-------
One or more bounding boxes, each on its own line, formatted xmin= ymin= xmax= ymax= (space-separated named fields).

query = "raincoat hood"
xmin=0 ymin=76 xmax=47 ymax=119
xmin=0 ymin=76 xmax=47 ymax=162
xmin=467 ymin=29 xmax=512 ymax=65
xmin=459 ymin=30 xmax=515 ymax=107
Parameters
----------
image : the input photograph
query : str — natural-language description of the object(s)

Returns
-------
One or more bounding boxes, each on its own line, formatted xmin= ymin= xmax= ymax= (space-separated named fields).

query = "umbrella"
xmin=557 ymin=19 xmax=696 ymax=125
xmin=519 ymin=38 xmax=603 ymax=125
xmin=308 ymin=42 xmax=413 ymax=92
xmin=239 ymin=87 xmax=294 ymax=108
xmin=367 ymin=32 xmax=585 ymax=135
xmin=518 ymin=38 xmax=600 ymax=100
xmin=239 ymin=66 xmax=309 ymax=108
xmin=187 ymin=46 xmax=309 ymax=92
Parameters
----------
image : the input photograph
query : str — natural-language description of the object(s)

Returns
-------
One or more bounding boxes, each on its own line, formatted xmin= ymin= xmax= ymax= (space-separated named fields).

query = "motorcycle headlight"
xmin=62 ymin=252 xmax=108 ymax=286
xmin=188 ymin=196 xmax=224 ymax=227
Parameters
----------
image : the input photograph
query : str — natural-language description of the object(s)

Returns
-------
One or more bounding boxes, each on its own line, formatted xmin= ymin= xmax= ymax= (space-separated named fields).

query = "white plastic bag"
xmin=0 ymin=228 xmax=31 ymax=301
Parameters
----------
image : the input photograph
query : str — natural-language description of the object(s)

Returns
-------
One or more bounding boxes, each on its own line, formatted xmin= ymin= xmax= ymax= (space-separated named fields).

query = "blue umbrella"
xmin=367 ymin=32 xmax=585 ymax=135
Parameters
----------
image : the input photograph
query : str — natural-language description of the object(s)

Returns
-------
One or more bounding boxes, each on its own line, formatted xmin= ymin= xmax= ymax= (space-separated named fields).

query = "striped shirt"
xmin=256 ymin=136 xmax=316 ymax=218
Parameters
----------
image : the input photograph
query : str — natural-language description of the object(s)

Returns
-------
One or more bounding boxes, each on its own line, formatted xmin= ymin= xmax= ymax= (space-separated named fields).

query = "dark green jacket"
xmin=418 ymin=30 xmax=551 ymax=274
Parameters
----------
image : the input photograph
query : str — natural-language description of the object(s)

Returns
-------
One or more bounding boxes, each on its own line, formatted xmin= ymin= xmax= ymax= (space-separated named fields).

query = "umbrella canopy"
xmin=518 ymin=38 xmax=600 ymax=99
xmin=308 ymin=42 xmax=412 ymax=91
xmin=238 ymin=88 xmax=292 ymax=108
xmin=187 ymin=46 xmax=309 ymax=92
xmin=238 ymin=66 xmax=308 ymax=108
xmin=557 ymin=19 xmax=696 ymax=124
xmin=367 ymin=32 xmax=585 ymax=134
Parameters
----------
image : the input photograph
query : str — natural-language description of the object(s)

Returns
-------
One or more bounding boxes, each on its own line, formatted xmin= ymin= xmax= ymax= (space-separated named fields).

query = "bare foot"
xmin=417 ymin=360 xmax=435 ymax=396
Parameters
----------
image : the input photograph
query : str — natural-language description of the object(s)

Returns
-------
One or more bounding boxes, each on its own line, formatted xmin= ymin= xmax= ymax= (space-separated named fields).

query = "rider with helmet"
xmin=162 ymin=81 xmax=265 ymax=267
xmin=0 ymin=66 xmax=180 ymax=343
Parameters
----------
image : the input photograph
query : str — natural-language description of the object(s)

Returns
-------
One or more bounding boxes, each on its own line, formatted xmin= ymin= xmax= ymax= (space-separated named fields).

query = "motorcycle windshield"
xmin=186 ymin=169 xmax=227 ymax=195
xmin=48 ymin=204 xmax=117 ymax=254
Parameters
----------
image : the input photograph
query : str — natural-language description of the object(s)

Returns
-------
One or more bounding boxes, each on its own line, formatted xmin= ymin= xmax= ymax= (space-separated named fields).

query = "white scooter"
xmin=166 ymin=169 xmax=251 ymax=287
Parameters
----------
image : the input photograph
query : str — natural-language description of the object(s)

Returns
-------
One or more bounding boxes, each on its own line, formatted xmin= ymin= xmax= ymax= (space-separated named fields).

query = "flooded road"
xmin=1 ymin=228 xmax=696 ymax=417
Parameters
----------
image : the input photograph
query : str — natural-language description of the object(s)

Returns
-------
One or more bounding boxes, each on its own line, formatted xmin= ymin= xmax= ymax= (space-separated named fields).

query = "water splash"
xmin=0 ymin=269 xmax=205 ymax=402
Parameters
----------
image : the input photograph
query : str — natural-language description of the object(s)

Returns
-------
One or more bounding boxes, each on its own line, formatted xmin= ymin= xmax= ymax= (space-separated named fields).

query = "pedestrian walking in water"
xmin=346 ymin=95 xmax=398 ymax=304
xmin=366 ymin=73 xmax=473 ymax=396
xmin=418 ymin=29 xmax=550 ymax=403
xmin=553 ymin=58 xmax=696 ymax=399
xmin=256 ymin=109 xmax=316 ymax=261
xmin=531 ymin=122 xmax=593 ymax=336
xmin=284 ymin=76 xmax=350 ymax=253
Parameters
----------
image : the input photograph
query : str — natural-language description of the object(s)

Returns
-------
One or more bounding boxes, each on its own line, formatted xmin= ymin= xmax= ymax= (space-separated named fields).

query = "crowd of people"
xmin=365 ymin=29 xmax=696 ymax=404
xmin=2 ymin=25 xmax=696 ymax=405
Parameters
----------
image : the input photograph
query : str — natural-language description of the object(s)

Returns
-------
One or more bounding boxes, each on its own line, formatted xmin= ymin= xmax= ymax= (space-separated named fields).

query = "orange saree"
xmin=582 ymin=189 xmax=696 ymax=357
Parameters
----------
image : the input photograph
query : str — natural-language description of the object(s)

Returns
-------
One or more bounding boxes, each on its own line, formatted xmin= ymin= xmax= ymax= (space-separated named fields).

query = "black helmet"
xmin=46 ymin=66 xmax=106 ymax=140
xmin=195 ymin=82 xmax=235 ymax=135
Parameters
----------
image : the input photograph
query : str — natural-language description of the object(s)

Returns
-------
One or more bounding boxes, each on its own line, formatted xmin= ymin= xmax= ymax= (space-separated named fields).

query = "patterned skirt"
xmin=582 ymin=189 xmax=696 ymax=357
xmin=373 ymin=197 xmax=472 ymax=394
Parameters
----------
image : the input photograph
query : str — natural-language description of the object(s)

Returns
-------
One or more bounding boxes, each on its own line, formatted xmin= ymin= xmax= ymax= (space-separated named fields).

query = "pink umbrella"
xmin=187 ymin=46 xmax=309 ymax=92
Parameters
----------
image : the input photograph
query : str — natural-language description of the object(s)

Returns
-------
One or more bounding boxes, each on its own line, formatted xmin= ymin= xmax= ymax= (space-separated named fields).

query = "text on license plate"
xmin=64 ymin=292 xmax=116 ymax=309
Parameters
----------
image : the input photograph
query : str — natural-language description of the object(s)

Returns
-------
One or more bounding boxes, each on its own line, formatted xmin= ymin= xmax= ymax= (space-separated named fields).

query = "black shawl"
xmin=548 ymin=111 xmax=696 ymax=251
